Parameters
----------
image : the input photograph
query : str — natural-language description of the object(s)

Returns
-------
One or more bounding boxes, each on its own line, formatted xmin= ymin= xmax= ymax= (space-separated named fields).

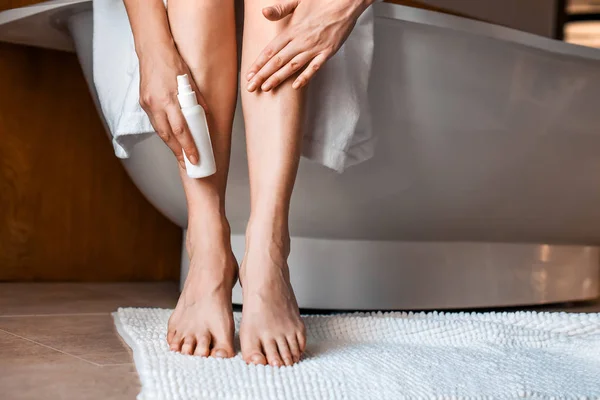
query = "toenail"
xmin=250 ymin=354 xmax=264 ymax=363
xmin=214 ymin=349 xmax=228 ymax=358
xmin=271 ymin=359 xmax=282 ymax=367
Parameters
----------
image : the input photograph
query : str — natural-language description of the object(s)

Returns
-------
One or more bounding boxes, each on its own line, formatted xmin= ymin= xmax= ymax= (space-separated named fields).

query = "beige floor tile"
xmin=3 ymin=360 xmax=140 ymax=399
xmin=0 ymin=330 xmax=140 ymax=399
xmin=0 ymin=329 xmax=75 ymax=367
xmin=0 ymin=314 xmax=134 ymax=366
xmin=0 ymin=282 xmax=178 ymax=316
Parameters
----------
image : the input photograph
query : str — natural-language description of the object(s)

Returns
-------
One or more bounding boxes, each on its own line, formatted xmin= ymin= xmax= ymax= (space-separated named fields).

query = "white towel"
xmin=93 ymin=0 xmax=376 ymax=172
xmin=114 ymin=308 xmax=600 ymax=400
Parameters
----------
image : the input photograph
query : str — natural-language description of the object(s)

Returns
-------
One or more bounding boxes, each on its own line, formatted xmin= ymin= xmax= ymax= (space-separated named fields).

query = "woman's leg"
xmin=165 ymin=0 xmax=238 ymax=358
xmin=239 ymin=0 xmax=307 ymax=366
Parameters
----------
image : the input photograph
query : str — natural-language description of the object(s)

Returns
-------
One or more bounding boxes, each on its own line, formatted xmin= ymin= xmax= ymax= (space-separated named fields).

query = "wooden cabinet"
xmin=0 ymin=0 xmax=181 ymax=281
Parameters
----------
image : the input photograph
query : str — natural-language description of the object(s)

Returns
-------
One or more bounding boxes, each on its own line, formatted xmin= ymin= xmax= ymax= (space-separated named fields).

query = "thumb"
xmin=262 ymin=0 xmax=299 ymax=21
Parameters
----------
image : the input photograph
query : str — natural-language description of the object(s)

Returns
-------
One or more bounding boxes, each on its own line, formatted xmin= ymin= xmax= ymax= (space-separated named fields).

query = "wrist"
xmin=135 ymin=36 xmax=177 ymax=64
xmin=349 ymin=0 xmax=375 ymax=17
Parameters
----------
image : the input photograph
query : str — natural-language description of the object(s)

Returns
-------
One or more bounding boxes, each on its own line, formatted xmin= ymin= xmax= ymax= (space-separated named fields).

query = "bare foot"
xmin=167 ymin=215 xmax=238 ymax=358
xmin=239 ymin=223 xmax=306 ymax=366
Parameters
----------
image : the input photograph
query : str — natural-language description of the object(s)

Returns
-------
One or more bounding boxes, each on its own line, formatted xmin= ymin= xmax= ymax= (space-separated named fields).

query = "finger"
xmin=262 ymin=0 xmax=299 ymax=21
xmin=165 ymin=104 xmax=199 ymax=165
xmin=195 ymin=91 xmax=210 ymax=115
xmin=149 ymin=112 xmax=185 ymax=168
xmin=261 ymin=51 xmax=313 ymax=92
xmin=292 ymin=52 xmax=328 ymax=89
xmin=247 ymin=35 xmax=293 ymax=84
xmin=249 ymin=43 xmax=300 ymax=91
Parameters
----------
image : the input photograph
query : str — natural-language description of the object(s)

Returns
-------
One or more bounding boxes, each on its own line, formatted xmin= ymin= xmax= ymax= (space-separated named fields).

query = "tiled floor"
xmin=0 ymin=283 xmax=598 ymax=400
xmin=0 ymin=283 xmax=179 ymax=400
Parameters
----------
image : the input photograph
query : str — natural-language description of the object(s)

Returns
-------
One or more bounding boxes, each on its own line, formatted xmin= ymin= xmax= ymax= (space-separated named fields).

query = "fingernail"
xmin=247 ymin=81 xmax=257 ymax=92
xmin=247 ymin=72 xmax=255 ymax=80
xmin=189 ymin=154 xmax=198 ymax=164
xmin=179 ymin=160 xmax=186 ymax=169
xmin=214 ymin=349 xmax=228 ymax=358
xmin=262 ymin=83 xmax=272 ymax=91
xmin=292 ymin=80 xmax=300 ymax=89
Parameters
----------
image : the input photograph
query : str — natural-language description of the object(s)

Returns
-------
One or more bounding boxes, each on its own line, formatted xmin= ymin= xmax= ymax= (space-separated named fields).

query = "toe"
xmin=287 ymin=335 xmax=301 ymax=363
xmin=166 ymin=329 xmax=176 ymax=344
xmin=297 ymin=330 xmax=307 ymax=353
xmin=276 ymin=338 xmax=293 ymax=366
xmin=193 ymin=334 xmax=211 ymax=357
xmin=210 ymin=333 xmax=235 ymax=359
xmin=241 ymin=336 xmax=267 ymax=365
xmin=180 ymin=336 xmax=196 ymax=355
xmin=169 ymin=333 xmax=184 ymax=352
xmin=263 ymin=339 xmax=283 ymax=367
xmin=248 ymin=352 xmax=267 ymax=365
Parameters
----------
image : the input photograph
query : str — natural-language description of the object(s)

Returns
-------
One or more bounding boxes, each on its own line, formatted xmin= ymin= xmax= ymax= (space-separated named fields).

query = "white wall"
xmin=419 ymin=0 xmax=558 ymax=37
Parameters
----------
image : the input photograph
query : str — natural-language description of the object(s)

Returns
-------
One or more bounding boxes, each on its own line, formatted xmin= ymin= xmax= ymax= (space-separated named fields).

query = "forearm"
xmin=123 ymin=0 xmax=176 ymax=60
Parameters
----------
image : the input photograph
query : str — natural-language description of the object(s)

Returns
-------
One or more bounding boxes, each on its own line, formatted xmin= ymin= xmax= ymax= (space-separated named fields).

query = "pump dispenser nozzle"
xmin=177 ymin=74 xmax=199 ymax=108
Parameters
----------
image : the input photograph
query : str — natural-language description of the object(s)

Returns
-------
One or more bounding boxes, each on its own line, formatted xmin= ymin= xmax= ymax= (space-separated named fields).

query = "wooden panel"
xmin=0 ymin=0 xmax=42 ymax=9
xmin=0 ymin=40 xmax=181 ymax=281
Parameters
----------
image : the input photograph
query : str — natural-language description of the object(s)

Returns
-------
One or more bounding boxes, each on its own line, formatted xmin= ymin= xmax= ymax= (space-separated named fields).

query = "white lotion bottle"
xmin=176 ymin=74 xmax=216 ymax=178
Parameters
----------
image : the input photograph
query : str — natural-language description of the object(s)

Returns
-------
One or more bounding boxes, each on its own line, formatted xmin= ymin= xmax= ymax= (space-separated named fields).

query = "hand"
xmin=138 ymin=45 xmax=209 ymax=168
xmin=246 ymin=0 xmax=372 ymax=92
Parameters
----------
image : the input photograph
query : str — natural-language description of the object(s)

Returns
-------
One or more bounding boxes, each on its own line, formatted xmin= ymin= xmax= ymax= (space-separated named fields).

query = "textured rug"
xmin=113 ymin=308 xmax=600 ymax=400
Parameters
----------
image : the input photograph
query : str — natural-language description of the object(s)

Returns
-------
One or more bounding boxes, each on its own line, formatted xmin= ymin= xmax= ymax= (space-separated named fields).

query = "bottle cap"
xmin=176 ymin=74 xmax=198 ymax=108
xmin=177 ymin=74 xmax=190 ymax=87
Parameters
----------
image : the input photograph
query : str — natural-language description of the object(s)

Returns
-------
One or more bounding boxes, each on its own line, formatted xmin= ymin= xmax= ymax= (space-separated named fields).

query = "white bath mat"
xmin=113 ymin=308 xmax=600 ymax=400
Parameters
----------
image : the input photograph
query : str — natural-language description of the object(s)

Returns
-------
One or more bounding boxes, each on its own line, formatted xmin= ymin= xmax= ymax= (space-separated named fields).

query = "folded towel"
xmin=93 ymin=0 xmax=376 ymax=172
xmin=114 ymin=308 xmax=600 ymax=400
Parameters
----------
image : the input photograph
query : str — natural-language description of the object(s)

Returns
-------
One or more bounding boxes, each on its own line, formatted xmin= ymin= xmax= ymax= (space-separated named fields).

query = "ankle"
xmin=186 ymin=211 xmax=232 ymax=254
xmin=245 ymin=218 xmax=291 ymax=259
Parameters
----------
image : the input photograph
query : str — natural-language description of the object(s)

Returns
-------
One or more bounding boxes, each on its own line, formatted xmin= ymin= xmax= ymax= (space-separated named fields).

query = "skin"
xmin=164 ymin=0 xmax=239 ymax=358
xmin=238 ymin=0 xmax=308 ymax=366
xmin=246 ymin=0 xmax=375 ymax=92
xmin=123 ymin=0 xmax=209 ymax=168
xmin=123 ymin=0 xmax=372 ymax=366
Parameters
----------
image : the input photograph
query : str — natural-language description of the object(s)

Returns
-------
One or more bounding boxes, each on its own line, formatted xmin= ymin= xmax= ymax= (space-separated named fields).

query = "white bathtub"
xmin=2 ymin=1 xmax=599 ymax=309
